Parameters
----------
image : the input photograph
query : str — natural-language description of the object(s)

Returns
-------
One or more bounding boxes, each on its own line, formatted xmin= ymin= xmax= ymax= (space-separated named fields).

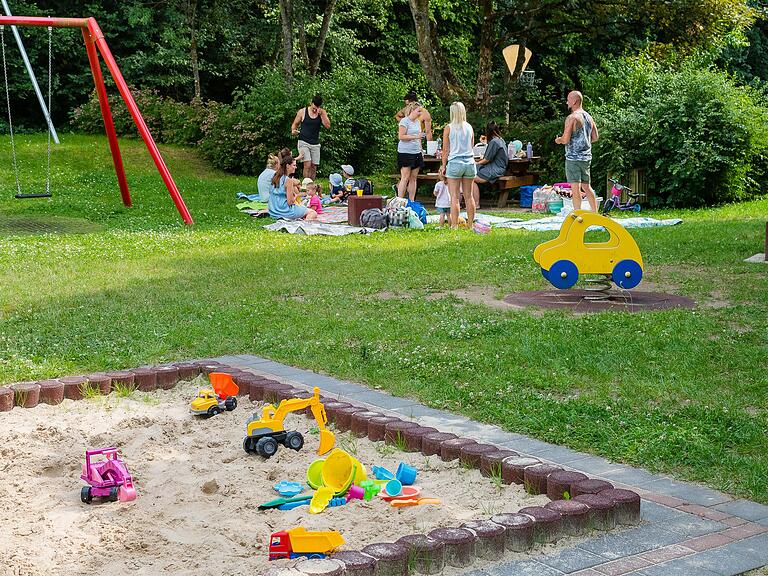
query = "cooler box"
xmin=348 ymin=195 xmax=384 ymax=227
xmin=518 ymin=185 xmax=538 ymax=208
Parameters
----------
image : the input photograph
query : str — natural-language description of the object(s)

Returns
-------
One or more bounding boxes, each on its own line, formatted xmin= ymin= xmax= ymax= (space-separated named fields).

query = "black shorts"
xmin=397 ymin=152 xmax=424 ymax=170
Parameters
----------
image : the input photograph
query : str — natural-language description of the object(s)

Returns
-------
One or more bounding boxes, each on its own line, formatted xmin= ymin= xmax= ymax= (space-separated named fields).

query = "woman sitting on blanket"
xmin=268 ymin=154 xmax=318 ymax=221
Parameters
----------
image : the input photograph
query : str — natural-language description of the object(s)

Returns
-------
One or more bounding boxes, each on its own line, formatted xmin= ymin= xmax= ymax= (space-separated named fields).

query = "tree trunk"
xmin=190 ymin=34 xmax=201 ymax=100
xmin=185 ymin=0 xmax=201 ymax=100
xmin=406 ymin=0 xmax=469 ymax=102
xmin=474 ymin=0 xmax=494 ymax=110
xmin=296 ymin=0 xmax=310 ymax=68
xmin=278 ymin=0 xmax=294 ymax=84
xmin=309 ymin=0 xmax=338 ymax=76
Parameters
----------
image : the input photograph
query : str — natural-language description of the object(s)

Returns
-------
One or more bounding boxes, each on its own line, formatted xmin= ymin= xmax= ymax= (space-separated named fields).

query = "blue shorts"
xmin=436 ymin=206 xmax=451 ymax=214
xmin=446 ymin=159 xmax=477 ymax=179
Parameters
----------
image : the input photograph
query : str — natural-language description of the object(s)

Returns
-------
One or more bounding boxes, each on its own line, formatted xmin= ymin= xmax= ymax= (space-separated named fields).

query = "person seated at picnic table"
xmin=472 ymin=121 xmax=508 ymax=208
xmin=268 ymin=154 xmax=318 ymax=221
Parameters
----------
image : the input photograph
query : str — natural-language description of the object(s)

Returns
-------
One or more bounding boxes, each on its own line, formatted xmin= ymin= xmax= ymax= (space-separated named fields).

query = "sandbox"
xmin=0 ymin=366 xmax=638 ymax=575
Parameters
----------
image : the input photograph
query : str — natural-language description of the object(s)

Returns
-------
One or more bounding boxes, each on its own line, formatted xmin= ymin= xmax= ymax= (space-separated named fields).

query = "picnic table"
xmin=391 ymin=155 xmax=540 ymax=208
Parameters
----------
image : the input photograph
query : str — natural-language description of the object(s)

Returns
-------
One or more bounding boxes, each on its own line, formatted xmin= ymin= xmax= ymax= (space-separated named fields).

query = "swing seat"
xmin=15 ymin=192 xmax=52 ymax=199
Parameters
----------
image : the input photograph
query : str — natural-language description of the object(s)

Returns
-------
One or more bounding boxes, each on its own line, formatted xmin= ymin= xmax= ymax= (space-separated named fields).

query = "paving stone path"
xmin=217 ymin=354 xmax=768 ymax=576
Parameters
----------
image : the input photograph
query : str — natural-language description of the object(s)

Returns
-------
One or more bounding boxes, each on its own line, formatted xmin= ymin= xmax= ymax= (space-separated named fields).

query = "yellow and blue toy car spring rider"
xmin=534 ymin=210 xmax=644 ymax=290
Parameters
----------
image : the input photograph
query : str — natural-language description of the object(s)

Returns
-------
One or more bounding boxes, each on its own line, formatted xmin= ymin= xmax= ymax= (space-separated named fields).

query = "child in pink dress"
xmin=307 ymin=183 xmax=323 ymax=214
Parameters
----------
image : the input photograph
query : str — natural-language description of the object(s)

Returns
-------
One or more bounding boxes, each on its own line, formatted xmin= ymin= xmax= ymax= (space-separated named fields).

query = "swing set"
xmin=0 ymin=15 xmax=193 ymax=224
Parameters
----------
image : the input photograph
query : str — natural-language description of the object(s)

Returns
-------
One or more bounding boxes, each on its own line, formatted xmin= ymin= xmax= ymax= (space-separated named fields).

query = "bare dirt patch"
xmin=0 ymin=379 xmax=558 ymax=575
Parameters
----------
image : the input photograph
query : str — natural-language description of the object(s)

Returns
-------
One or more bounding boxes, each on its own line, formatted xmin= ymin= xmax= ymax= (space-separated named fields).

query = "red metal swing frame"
xmin=0 ymin=15 xmax=193 ymax=224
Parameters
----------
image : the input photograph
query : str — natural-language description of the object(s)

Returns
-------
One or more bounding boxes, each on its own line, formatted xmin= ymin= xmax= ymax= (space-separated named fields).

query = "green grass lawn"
xmin=1 ymin=134 xmax=767 ymax=503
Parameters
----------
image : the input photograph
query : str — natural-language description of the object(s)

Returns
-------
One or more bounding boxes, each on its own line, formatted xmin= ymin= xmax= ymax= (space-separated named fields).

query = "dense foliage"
xmin=2 ymin=0 xmax=768 ymax=203
xmin=587 ymin=61 xmax=768 ymax=206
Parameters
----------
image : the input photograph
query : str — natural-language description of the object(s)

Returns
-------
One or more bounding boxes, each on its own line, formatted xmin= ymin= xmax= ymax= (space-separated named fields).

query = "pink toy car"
xmin=80 ymin=447 xmax=137 ymax=504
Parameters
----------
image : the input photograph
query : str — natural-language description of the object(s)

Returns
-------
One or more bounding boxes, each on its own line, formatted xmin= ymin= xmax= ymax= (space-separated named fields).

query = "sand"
xmin=0 ymin=378 xmax=556 ymax=575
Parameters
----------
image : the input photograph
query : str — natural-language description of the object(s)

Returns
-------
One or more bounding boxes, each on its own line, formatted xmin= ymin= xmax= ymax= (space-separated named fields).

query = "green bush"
xmin=200 ymin=68 xmax=408 ymax=176
xmin=70 ymin=88 xmax=207 ymax=146
xmin=585 ymin=60 xmax=768 ymax=207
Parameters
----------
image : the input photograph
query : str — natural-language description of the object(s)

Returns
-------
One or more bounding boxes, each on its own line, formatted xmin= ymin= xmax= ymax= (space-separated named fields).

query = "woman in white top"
xmin=440 ymin=101 xmax=476 ymax=228
xmin=397 ymin=102 xmax=427 ymax=200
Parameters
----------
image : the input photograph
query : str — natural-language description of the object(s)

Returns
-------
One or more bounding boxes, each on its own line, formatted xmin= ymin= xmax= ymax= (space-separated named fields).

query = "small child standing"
xmin=307 ymin=183 xmax=323 ymax=214
xmin=433 ymin=173 xmax=451 ymax=225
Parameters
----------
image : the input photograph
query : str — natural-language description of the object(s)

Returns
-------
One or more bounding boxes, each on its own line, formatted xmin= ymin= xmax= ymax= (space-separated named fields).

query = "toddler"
xmin=433 ymin=172 xmax=451 ymax=225
xmin=328 ymin=173 xmax=344 ymax=203
xmin=341 ymin=164 xmax=356 ymax=191
xmin=307 ymin=183 xmax=323 ymax=214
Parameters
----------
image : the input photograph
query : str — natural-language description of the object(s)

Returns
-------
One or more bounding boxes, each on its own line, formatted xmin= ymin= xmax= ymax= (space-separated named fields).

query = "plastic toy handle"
xmin=278 ymin=500 xmax=310 ymax=511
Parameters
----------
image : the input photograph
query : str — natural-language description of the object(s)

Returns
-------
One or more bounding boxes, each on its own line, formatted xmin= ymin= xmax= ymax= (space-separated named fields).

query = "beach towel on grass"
xmin=494 ymin=215 xmax=682 ymax=232
xmin=263 ymin=220 xmax=379 ymax=236
xmin=237 ymin=200 xmax=269 ymax=211
xmin=426 ymin=212 xmax=523 ymax=226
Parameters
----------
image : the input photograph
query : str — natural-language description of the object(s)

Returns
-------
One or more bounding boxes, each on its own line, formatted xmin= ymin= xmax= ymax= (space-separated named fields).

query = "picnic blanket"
xmin=263 ymin=220 xmax=378 ymax=236
xmin=495 ymin=215 xmax=683 ymax=232
xmin=237 ymin=200 xmax=348 ymax=223
xmin=425 ymin=212 xmax=523 ymax=226
xmin=316 ymin=205 xmax=348 ymax=224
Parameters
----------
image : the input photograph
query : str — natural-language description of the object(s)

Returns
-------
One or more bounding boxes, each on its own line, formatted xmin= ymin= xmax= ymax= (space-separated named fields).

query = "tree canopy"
xmin=2 ymin=0 xmax=767 ymax=206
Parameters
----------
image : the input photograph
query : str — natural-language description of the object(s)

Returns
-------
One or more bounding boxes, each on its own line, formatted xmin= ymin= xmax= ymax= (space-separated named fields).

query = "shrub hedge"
xmin=585 ymin=60 xmax=768 ymax=207
xmin=71 ymin=68 xmax=408 ymax=177
xmin=70 ymin=62 xmax=768 ymax=207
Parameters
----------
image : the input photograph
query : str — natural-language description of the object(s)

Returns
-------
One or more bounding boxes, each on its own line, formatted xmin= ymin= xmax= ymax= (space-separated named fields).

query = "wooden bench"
xmin=389 ymin=173 xmax=537 ymax=208
xmin=491 ymin=174 xmax=537 ymax=208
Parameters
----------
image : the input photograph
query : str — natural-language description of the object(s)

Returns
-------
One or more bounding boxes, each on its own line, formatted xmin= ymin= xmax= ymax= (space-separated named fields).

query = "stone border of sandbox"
xmin=220 ymin=354 xmax=768 ymax=576
xmin=0 ymin=355 xmax=768 ymax=576
xmin=0 ymin=360 xmax=638 ymax=576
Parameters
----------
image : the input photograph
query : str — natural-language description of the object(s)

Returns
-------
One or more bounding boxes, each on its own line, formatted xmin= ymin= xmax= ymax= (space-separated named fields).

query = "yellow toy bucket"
xmin=321 ymin=449 xmax=357 ymax=495
xmin=307 ymin=459 xmax=325 ymax=490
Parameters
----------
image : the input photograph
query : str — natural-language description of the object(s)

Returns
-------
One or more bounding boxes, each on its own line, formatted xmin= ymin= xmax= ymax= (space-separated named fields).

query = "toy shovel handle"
xmin=259 ymin=494 xmax=313 ymax=510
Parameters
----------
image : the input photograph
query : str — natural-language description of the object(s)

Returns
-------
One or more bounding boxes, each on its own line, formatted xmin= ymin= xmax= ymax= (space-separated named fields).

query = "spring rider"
xmin=534 ymin=210 xmax=643 ymax=291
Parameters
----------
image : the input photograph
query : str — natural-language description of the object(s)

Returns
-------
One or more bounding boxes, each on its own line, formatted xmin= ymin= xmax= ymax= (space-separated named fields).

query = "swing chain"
xmin=1 ymin=25 xmax=23 ymax=198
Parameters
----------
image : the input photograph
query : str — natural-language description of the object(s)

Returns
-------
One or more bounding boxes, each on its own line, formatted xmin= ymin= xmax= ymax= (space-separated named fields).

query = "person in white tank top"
xmin=440 ymin=102 xmax=476 ymax=228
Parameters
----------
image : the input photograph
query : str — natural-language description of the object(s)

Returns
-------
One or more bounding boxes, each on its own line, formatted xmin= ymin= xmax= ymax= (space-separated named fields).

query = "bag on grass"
xmin=385 ymin=197 xmax=409 ymax=227
xmin=355 ymin=179 xmax=375 ymax=195
xmin=407 ymin=208 xmax=424 ymax=229
xmin=360 ymin=208 xmax=388 ymax=229
xmin=388 ymin=207 xmax=410 ymax=227
xmin=406 ymin=200 xmax=428 ymax=224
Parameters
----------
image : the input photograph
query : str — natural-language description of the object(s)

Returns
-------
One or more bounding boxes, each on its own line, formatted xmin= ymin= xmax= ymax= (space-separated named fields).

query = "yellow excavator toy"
xmin=243 ymin=387 xmax=335 ymax=459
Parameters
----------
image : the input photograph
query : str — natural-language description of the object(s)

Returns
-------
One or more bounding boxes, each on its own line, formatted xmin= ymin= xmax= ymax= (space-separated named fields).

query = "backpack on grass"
xmin=406 ymin=199 xmax=428 ymax=224
xmin=355 ymin=179 xmax=375 ymax=195
xmin=360 ymin=208 xmax=388 ymax=229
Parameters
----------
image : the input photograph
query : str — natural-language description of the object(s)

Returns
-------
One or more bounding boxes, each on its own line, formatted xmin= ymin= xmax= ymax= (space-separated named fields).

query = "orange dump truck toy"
xmin=189 ymin=372 xmax=239 ymax=416
xmin=268 ymin=527 xmax=344 ymax=561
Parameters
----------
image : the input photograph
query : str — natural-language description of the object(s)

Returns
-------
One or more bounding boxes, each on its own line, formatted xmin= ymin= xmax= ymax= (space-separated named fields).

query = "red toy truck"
xmin=268 ymin=527 xmax=344 ymax=560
